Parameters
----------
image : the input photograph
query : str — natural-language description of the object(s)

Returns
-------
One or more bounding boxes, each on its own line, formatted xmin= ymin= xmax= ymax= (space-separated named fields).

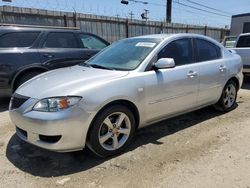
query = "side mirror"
xmin=154 ymin=58 xmax=175 ymax=69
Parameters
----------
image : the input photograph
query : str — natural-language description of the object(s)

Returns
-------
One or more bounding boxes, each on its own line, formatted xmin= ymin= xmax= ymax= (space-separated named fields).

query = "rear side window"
xmin=158 ymin=38 xmax=193 ymax=66
xmin=0 ymin=32 xmax=39 ymax=48
xmin=195 ymin=38 xmax=221 ymax=62
xmin=44 ymin=32 xmax=79 ymax=48
xmin=236 ymin=35 xmax=250 ymax=48
xmin=79 ymin=34 xmax=108 ymax=49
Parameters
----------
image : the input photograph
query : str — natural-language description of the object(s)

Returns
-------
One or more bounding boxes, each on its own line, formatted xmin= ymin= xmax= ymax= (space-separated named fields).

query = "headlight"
xmin=33 ymin=96 xmax=82 ymax=112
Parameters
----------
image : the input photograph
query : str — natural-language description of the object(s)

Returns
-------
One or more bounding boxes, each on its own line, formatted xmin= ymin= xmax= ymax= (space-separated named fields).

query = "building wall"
xmin=0 ymin=6 xmax=229 ymax=42
xmin=230 ymin=15 xmax=250 ymax=36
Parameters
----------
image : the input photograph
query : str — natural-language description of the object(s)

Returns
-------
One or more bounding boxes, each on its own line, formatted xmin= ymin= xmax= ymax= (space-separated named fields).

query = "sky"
xmin=0 ymin=0 xmax=249 ymax=28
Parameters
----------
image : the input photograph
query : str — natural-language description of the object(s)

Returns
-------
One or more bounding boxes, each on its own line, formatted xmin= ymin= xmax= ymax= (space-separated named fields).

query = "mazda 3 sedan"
xmin=9 ymin=34 xmax=243 ymax=157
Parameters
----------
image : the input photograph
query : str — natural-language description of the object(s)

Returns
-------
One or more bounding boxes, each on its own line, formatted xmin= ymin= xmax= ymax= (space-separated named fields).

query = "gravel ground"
xmin=0 ymin=80 xmax=250 ymax=188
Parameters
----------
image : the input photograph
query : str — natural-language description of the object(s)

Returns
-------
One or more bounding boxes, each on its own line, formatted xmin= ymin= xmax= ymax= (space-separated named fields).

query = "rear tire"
xmin=87 ymin=105 xmax=136 ymax=158
xmin=14 ymin=71 xmax=44 ymax=91
xmin=214 ymin=80 xmax=238 ymax=112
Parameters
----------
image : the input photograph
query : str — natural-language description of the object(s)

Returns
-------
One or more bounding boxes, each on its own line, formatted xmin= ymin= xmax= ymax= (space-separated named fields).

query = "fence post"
xmin=125 ymin=19 xmax=129 ymax=38
xmin=63 ymin=15 xmax=67 ymax=27
xmin=73 ymin=13 xmax=77 ymax=27
xmin=204 ymin=25 xmax=207 ymax=36
xmin=186 ymin=25 xmax=189 ymax=33
xmin=220 ymin=28 xmax=224 ymax=42
xmin=160 ymin=22 xmax=163 ymax=33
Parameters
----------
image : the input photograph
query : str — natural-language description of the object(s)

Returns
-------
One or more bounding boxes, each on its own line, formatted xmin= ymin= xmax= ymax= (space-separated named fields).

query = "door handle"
xmin=187 ymin=71 xmax=198 ymax=78
xmin=43 ymin=54 xmax=54 ymax=58
xmin=219 ymin=65 xmax=227 ymax=72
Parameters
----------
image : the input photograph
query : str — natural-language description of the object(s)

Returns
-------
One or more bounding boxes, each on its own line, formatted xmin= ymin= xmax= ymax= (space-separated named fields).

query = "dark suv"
xmin=0 ymin=26 xmax=110 ymax=97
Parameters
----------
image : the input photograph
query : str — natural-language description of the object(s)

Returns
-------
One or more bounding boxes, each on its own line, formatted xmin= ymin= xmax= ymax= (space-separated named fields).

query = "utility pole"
xmin=166 ymin=0 xmax=172 ymax=23
xmin=115 ymin=14 xmax=120 ymax=19
xmin=129 ymin=11 xmax=134 ymax=21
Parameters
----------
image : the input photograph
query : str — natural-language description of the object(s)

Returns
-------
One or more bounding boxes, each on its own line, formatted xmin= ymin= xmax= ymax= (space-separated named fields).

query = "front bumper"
xmin=9 ymin=97 xmax=95 ymax=152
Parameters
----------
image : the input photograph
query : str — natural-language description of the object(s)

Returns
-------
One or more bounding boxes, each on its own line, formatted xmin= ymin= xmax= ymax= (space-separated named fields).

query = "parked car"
xmin=9 ymin=34 xmax=243 ymax=157
xmin=0 ymin=26 xmax=110 ymax=97
xmin=231 ymin=33 xmax=250 ymax=74
xmin=222 ymin=35 xmax=237 ymax=48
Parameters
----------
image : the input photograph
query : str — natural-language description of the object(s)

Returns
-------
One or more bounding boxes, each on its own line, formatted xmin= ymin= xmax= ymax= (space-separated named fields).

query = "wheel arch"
xmin=227 ymin=76 xmax=240 ymax=91
xmin=86 ymin=99 xmax=140 ymax=141
xmin=11 ymin=66 xmax=49 ymax=91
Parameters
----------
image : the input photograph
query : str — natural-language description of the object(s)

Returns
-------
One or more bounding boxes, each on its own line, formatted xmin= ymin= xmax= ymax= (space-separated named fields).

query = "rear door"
xmin=0 ymin=31 xmax=41 ymax=89
xmin=38 ymin=32 xmax=84 ymax=69
xmin=194 ymin=38 xmax=227 ymax=105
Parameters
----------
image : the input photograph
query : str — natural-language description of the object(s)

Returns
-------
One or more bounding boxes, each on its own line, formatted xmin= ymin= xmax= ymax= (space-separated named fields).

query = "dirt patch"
xmin=0 ymin=82 xmax=250 ymax=188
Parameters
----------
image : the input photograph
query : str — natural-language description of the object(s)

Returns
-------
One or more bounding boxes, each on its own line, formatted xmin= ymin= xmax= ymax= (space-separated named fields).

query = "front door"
xmin=144 ymin=38 xmax=199 ymax=123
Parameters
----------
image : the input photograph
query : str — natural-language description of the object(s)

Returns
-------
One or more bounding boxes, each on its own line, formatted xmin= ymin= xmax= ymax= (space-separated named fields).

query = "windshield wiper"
xmin=89 ymin=64 xmax=114 ymax=70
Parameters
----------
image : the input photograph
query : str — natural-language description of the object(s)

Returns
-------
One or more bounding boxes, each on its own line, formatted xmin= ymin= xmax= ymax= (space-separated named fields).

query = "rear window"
xmin=195 ymin=38 xmax=221 ymax=62
xmin=236 ymin=35 xmax=250 ymax=48
xmin=79 ymin=34 xmax=108 ymax=49
xmin=0 ymin=32 xmax=40 ymax=48
xmin=44 ymin=32 xmax=79 ymax=48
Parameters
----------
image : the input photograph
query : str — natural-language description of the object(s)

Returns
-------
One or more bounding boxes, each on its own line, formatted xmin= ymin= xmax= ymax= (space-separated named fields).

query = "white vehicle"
xmin=232 ymin=33 xmax=250 ymax=74
xmin=222 ymin=36 xmax=237 ymax=48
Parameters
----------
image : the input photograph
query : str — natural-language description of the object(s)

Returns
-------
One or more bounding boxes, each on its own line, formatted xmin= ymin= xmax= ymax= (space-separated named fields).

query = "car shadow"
xmin=6 ymin=106 xmax=225 ymax=177
xmin=242 ymin=76 xmax=250 ymax=89
xmin=0 ymin=97 xmax=10 ymax=112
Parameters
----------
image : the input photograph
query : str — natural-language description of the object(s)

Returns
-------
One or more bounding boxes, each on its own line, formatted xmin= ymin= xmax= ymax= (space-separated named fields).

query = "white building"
xmin=230 ymin=13 xmax=250 ymax=36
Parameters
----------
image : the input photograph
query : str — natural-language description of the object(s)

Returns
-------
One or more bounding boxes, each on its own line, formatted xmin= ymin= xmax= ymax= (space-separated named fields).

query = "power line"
xmin=172 ymin=5 xmax=229 ymax=26
xmin=145 ymin=1 xmax=231 ymax=18
xmin=173 ymin=1 xmax=230 ymax=18
xmin=183 ymin=0 xmax=232 ymax=16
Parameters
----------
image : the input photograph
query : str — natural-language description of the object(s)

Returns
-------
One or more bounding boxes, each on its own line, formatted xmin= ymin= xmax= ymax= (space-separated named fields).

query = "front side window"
xmin=44 ymin=32 xmax=78 ymax=48
xmin=158 ymin=38 xmax=193 ymax=66
xmin=0 ymin=32 xmax=40 ymax=48
xmin=83 ymin=38 xmax=162 ymax=70
xmin=80 ymin=34 xmax=108 ymax=49
xmin=195 ymin=38 xmax=221 ymax=62
xmin=236 ymin=35 xmax=250 ymax=48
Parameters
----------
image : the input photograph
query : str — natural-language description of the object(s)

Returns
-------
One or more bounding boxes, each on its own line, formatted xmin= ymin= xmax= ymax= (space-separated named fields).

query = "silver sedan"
xmin=9 ymin=34 xmax=243 ymax=157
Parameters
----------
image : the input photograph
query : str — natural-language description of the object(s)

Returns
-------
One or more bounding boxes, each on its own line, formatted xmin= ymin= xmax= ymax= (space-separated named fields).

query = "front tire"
xmin=87 ymin=105 xmax=136 ymax=157
xmin=214 ymin=80 xmax=238 ymax=112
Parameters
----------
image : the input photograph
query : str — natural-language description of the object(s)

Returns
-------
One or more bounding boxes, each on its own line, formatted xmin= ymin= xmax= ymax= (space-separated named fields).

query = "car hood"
xmin=16 ymin=65 xmax=129 ymax=99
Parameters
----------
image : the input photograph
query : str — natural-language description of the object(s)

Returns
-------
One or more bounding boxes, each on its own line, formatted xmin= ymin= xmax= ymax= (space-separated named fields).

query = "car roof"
xmin=0 ymin=25 xmax=81 ymax=33
xmin=133 ymin=33 xmax=221 ymax=44
xmin=239 ymin=33 xmax=250 ymax=37
xmin=132 ymin=33 xmax=213 ymax=40
xmin=131 ymin=33 xmax=224 ymax=49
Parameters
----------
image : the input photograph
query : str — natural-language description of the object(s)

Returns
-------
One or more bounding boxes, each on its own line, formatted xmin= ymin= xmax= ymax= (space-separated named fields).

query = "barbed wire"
xmin=0 ymin=0 xmax=230 ymax=27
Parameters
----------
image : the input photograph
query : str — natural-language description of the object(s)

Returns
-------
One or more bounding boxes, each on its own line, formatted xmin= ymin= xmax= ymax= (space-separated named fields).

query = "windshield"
xmin=83 ymin=38 xmax=161 ymax=70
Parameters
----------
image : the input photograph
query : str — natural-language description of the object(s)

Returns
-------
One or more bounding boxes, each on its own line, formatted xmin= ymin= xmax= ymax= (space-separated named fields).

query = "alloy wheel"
xmin=223 ymin=83 xmax=236 ymax=108
xmin=98 ymin=112 xmax=131 ymax=151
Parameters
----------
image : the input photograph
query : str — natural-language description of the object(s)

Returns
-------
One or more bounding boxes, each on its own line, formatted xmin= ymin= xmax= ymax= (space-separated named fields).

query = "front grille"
xmin=39 ymin=135 xmax=62 ymax=143
xmin=10 ymin=93 xmax=30 ymax=109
